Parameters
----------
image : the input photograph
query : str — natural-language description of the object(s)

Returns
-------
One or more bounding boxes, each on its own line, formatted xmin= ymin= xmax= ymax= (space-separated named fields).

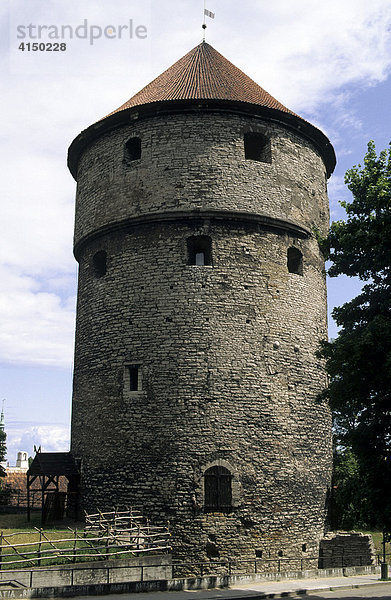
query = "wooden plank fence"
xmin=0 ymin=509 xmax=171 ymax=570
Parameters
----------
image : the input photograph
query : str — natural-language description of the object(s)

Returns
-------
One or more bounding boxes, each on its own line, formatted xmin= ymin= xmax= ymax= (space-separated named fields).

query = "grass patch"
xmin=362 ymin=531 xmax=391 ymax=560
xmin=0 ymin=512 xmax=96 ymax=568
xmin=0 ymin=512 xmax=41 ymax=531
xmin=0 ymin=512 xmax=147 ymax=569
xmin=0 ymin=512 xmax=84 ymax=533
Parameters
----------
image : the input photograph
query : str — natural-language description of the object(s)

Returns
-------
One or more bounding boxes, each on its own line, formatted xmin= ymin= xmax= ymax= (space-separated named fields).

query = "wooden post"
xmin=105 ymin=524 xmax=110 ymax=561
xmin=37 ymin=528 xmax=42 ymax=568
xmin=0 ymin=531 xmax=3 ymax=571
xmin=41 ymin=476 xmax=45 ymax=527
xmin=146 ymin=518 xmax=149 ymax=549
xmin=27 ymin=475 xmax=30 ymax=522
xmin=73 ymin=528 xmax=77 ymax=563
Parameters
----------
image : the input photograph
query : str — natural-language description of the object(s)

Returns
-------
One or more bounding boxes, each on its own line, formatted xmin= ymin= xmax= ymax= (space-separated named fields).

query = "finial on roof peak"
xmin=202 ymin=3 xmax=215 ymax=41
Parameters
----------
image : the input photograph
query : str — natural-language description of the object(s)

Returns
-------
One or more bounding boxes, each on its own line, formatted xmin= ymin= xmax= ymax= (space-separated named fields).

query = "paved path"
xmin=73 ymin=573 xmax=390 ymax=600
xmin=303 ymin=582 xmax=391 ymax=597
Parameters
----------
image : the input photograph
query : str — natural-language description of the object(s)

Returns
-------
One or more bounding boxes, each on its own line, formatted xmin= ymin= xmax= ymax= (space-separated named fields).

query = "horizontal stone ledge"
xmin=0 ymin=565 xmax=380 ymax=598
xmin=74 ymin=209 xmax=311 ymax=260
xmin=67 ymin=100 xmax=336 ymax=180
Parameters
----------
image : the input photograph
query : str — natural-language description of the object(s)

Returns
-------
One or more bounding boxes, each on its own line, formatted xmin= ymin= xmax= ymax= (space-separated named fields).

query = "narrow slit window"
xmin=204 ymin=466 xmax=232 ymax=513
xmin=124 ymin=137 xmax=141 ymax=163
xmin=287 ymin=247 xmax=303 ymax=275
xmin=92 ymin=251 xmax=107 ymax=278
xmin=187 ymin=236 xmax=212 ymax=266
xmin=127 ymin=365 xmax=141 ymax=391
xmin=244 ymin=132 xmax=271 ymax=163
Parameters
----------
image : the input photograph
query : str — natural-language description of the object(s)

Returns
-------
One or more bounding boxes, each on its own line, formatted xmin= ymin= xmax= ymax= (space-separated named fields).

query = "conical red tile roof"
xmin=108 ymin=41 xmax=296 ymax=117
xmin=68 ymin=42 xmax=336 ymax=179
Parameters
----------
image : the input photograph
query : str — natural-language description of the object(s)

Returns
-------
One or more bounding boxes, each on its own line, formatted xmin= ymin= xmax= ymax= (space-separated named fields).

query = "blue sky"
xmin=1 ymin=0 xmax=391 ymax=463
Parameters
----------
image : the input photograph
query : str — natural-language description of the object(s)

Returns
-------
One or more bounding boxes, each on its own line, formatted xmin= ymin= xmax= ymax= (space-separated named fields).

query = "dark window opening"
xmin=302 ymin=544 xmax=307 ymax=552
xmin=206 ymin=541 xmax=220 ymax=558
xmin=287 ymin=247 xmax=303 ymax=275
xmin=92 ymin=251 xmax=107 ymax=278
xmin=244 ymin=132 xmax=271 ymax=163
xmin=255 ymin=549 xmax=263 ymax=558
xmin=124 ymin=137 xmax=141 ymax=163
xmin=204 ymin=466 xmax=232 ymax=513
xmin=278 ymin=550 xmax=283 ymax=557
xmin=187 ymin=236 xmax=212 ymax=266
xmin=127 ymin=365 xmax=141 ymax=391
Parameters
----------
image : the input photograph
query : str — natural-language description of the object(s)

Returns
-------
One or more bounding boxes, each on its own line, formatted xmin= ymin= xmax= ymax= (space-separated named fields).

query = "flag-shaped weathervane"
xmin=202 ymin=2 xmax=215 ymax=39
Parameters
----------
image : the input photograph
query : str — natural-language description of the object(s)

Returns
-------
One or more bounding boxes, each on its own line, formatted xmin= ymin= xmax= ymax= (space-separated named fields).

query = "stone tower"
xmin=68 ymin=42 xmax=335 ymax=565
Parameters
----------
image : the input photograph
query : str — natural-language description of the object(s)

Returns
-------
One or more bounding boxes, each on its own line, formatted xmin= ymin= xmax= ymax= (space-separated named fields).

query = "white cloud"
xmin=225 ymin=0 xmax=391 ymax=112
xmin=0 ymin=265 xmax=76 ymax=367
xmin=6 ymin=423 xmax=70 ymax=463
xmin=2 ymin=0 xmax=391 ymax=370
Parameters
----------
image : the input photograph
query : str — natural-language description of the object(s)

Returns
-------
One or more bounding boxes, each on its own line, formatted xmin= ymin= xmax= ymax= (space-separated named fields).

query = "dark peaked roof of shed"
xmin=28 ymin=452 xmax=79 ymax=477
xmin=107 ymin=41 xmax=296 ymax=117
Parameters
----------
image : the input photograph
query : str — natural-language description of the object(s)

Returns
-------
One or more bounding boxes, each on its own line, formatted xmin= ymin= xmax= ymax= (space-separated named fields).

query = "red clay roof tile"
xmin=107 ymin=41 xmax=296 ymax=117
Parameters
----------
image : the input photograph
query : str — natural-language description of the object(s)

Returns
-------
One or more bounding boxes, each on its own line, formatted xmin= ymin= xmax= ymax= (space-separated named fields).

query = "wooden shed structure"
xmin=27 ymin=451 xmax=80 ymax=524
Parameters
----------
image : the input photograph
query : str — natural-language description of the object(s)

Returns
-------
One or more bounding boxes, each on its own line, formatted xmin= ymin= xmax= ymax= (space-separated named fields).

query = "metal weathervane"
xmin=202 ymin=0 xmax=215 ymax=40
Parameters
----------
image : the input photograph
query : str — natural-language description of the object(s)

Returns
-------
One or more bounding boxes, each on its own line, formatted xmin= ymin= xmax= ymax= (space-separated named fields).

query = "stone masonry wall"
xmin=320 ymin=532 xmax=376 ymax=568
xmin=71 ymin=108 xmax=332 ymax=569
xmin=74 ymin=111 xmax=329 ymax=248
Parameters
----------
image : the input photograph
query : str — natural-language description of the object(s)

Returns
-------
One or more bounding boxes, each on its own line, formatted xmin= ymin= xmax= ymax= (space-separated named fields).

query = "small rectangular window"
xmin=124 ymin=137 xmax=141 ymax=163
xmin=244 ymin=132 xmax=271 ymax=163
xmin=287 ymin=247 xmax=303 ymax=275
xmin=126 ymin=364 xmax=142 ymax=391
xmin=187 ymin=236 xmax=212 ymax=266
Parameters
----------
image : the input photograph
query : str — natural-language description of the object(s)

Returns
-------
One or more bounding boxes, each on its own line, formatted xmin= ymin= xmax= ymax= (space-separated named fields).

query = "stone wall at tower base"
xmin=319 ymin=532 xmax=376 ymax=568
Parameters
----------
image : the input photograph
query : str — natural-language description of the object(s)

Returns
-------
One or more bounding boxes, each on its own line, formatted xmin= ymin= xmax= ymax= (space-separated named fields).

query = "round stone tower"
xmin=68 ymin=42 xmax=335 ymax=566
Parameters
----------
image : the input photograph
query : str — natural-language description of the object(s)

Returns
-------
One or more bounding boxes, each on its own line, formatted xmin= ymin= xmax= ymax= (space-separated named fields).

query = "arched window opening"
xmin=244 ymin=132 xmax=271 ymax=163
xmin=204 ymin=466 xmax=232 ymax=513
xmin=187 ymin=236 xmax=212 ymax=266
xmin=124 ymin=137 xmax=141 ymax=163
xmin=92 ymin=251 xmax=107 ymax=278
xmin=287 ymin=247 xmax=303 ymax=275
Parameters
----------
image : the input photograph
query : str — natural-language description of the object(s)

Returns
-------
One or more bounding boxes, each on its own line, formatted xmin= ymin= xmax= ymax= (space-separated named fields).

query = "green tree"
xmin=320 ymin=141 xmax=391 ymax=530
xmin=331 ymin=447 xmax=372 ymax=530
xmin=0 ymin=409 xmax=11 ymax=505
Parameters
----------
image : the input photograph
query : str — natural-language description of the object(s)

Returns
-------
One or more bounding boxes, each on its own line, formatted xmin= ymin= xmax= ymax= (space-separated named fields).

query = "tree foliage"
xmin=319 ymin=141 xmax=391 ymax=530
xmin=331 ymin=447 xmax=372 ymax=530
